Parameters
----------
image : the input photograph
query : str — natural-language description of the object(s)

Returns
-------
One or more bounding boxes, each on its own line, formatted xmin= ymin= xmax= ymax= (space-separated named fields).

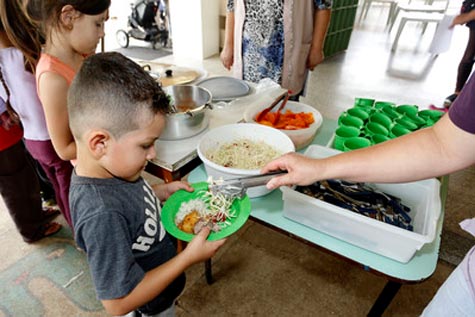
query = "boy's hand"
xmin=152 ymin=181 xmax=193 ymax=202
xmin=184 ymin=228 xmax=226 ymax=264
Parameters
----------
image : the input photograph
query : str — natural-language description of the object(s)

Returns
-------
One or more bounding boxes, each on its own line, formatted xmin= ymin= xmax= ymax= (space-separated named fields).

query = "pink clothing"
xmin=25 ymin=139 xmax=73 ymax=228
xmin=232 ymin=0 xmax=316 ymax=94
xmin=36 ymin=53 xmax=76 ymax=92
xmin=0 ymin=48 xmax=49 ymax=141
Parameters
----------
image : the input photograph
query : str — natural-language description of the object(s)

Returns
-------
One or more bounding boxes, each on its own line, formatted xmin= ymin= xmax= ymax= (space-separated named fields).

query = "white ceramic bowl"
xmin=244 ymin=101 xmax=323 ymax=150
xmin=197 ymin=123 xmax=295 ymax=198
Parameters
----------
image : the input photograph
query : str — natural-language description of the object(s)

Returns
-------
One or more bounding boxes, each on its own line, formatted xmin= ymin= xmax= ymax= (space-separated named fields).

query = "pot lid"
xmin=138 ymin=61 xmax=202 ymax=86
xmin=197 ymin=76 xmax=250 ymax=101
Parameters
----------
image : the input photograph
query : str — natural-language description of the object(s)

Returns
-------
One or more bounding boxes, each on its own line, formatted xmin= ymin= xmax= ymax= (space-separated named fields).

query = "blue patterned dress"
xmin=227 ymin=0 xmax=332 ymax=85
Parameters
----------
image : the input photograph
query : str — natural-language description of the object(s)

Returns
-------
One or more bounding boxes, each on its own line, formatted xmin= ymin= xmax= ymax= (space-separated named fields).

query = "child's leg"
xmin=50 ymin=156 xmax=73 ymax=227
xmin=25 ymin=139 xmax=74 ymax=228
xmin=0 ymin=141 xmax=48 ymax=240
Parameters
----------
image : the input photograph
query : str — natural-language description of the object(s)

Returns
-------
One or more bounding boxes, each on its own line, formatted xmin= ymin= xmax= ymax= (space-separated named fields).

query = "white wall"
xmin=170 ymin=0 xmax=220 ymax=60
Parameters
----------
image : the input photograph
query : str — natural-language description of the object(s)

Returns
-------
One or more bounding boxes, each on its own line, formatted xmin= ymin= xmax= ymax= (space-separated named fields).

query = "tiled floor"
xmin=1 ymin=2 xmax=474 ymax=316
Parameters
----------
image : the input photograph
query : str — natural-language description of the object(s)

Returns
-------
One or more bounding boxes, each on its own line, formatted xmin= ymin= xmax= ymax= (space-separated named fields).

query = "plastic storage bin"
xmin=281 ymin=145 xmax=441 ymax=263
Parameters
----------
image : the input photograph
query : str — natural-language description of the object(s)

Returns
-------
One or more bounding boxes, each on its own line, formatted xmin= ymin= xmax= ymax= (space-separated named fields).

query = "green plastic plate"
xmin=161 ymin=182 xmax=251 ymax=242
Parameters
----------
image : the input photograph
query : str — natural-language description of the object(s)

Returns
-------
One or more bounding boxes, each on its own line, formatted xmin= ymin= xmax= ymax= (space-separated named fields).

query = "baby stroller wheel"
xmin=116 ymin=30 xmax=129 ymax=48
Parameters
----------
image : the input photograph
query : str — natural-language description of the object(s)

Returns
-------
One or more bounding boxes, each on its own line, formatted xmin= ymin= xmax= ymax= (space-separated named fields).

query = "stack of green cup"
xmin=334 ymin=97 xmax=445 ymax=151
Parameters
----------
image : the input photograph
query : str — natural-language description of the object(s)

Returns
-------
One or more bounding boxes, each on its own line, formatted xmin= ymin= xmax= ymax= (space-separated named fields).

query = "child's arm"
xmin=38 ymin=72 xmax=76 ymax=160
xmin=152 ymin=181 xmax=193 ymax=201
xmin=101 ymin=228 xmax=226 ymax=315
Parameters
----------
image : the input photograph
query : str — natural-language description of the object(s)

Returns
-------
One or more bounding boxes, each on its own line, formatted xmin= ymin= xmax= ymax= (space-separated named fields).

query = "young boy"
xmin=68 ymin=52 xmax=226 ymax=316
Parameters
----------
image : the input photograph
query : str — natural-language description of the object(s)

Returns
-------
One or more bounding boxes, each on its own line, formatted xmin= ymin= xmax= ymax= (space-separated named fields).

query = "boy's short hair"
xmin=68 ymin=52 xmax=169 ymax=140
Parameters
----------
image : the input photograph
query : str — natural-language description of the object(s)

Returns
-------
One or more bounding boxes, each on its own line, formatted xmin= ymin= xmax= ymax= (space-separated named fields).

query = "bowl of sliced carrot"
xmin=244 ymin=101 xmax=323 ymax=150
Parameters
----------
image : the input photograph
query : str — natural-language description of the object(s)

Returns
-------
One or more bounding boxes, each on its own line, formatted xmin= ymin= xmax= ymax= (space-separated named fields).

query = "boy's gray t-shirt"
xmin=70 ymin=173 xmax=185 ymax=314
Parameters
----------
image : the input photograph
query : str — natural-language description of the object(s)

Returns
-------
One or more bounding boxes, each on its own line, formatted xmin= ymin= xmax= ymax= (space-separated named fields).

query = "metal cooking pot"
xmin=160 ymin=85 xmax=213 ymax=140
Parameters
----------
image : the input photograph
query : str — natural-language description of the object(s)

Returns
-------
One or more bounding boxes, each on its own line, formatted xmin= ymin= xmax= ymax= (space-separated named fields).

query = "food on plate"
xmin=205 ymin=138 xmax=282 ymax=169
xmin=255 ymin=109 xmax=314 ymax=130
xmin=177 ymin=210 xmax=201 ymax=234
xmin=175 ymin=188 xmax=237 ymax=234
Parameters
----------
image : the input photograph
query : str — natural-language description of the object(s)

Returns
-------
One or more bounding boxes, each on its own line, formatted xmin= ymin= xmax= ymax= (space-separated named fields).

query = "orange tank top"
xmin=35 ymin=53 xmax=76 ymax=92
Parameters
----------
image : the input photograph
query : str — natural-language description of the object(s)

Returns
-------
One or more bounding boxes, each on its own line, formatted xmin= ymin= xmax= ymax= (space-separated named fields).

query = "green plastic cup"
xmin=364 ymin=122 xmax=389 ymax=136
xmin=404 ymin=113 xmax=426 ymax=127
xmin=354 ymin=97 xmax=375 ymax=108
xmin=418 ymin=109 xmax=444 ymax=122
xmin=334 ymin=125 xmax=361 ymax=151
xmin=395 ymin=117 xmax=418 ymax=131
xmin=374 ymin=101 xmax=396 ymax=109
xmin=381 ymin=105 xmax=401 ymax=120
xmin=347 ymin=107 xmax=370 ymax=121
xmin=369 ymin=112 xmax=392 ymax=130
xmin=339 ymin=114 xmax=364 ymax=129
xmin=396 ymin=105 xmax=419 ymax=116
xmin=371 ymin=134 xmax=391 ymax=144
xmin=343 ymin=137 xmax=372 ymax=152
xmin=390 ymin=124 xmax=411 ymax=138
xmin=423 ymin=118 xmax=436 ymax=127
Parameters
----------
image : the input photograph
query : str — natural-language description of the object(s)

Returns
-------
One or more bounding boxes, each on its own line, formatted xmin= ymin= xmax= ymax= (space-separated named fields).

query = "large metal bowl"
xmin=160 ymin=85 xmax=212 ymax=140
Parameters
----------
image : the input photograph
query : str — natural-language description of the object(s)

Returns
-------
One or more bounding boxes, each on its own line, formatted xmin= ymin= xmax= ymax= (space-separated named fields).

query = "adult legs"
xmin=421 ymin=250 xmax=475 ymax=316
xmin=456 ymin=27 xmax=475 ymax=93
xmin=445 ymin=27 xmax=475 ymax=107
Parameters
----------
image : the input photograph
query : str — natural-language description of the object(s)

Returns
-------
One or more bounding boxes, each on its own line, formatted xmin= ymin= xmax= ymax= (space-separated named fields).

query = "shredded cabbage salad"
xmin=206 ymin=138 xmax=281 ymax=169
xmin=175 ymin=190 xmax=237 ymax=230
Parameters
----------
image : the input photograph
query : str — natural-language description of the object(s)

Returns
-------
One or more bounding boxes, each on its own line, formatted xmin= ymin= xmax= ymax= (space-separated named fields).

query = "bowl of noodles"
xmin=197 ymin=123 xmax=295 ymax=198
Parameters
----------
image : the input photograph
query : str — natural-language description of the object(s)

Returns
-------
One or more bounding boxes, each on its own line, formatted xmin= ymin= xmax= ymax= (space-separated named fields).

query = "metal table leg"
xmin=367 ymin=280 xmax=402 ymax=317
xmin=205 ymin=259 xmax=213 ymax=285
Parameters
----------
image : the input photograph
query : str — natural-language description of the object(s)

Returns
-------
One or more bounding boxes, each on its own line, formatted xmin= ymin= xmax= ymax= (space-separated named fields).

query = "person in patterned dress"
xmin=221 ymin=0 xmax=332 ymax=99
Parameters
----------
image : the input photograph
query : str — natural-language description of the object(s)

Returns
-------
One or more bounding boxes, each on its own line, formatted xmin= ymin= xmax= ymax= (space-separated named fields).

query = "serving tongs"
xmin=255 ymin=90 xmax=290 ymax=122
xmin=208 ymin=171 xmax=287 ymax=199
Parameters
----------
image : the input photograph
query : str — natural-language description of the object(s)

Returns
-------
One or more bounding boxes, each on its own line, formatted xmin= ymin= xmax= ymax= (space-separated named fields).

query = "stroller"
xmin=116 ymin=0 xmax=171 ymax=49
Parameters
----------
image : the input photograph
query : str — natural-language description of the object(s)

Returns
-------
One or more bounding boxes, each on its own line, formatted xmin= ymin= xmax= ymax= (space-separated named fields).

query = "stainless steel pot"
xmin=160 ymin=85 xmax=213 ymax=140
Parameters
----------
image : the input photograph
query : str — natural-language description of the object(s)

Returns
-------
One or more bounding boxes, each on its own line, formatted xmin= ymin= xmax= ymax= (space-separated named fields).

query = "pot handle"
xmin=204 ymin=103 xmax=213 ymax=110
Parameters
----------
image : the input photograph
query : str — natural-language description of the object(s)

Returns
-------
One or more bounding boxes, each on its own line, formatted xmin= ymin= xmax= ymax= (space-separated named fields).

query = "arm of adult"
xmin=101 ymin=228 xmax=226 ymax=316
xmin=450 ymin=9 xmax=475 ymax=28
xmin=220 ymin=11 xmax=235 ymax=70
xmin=38 ymin=72 xmax=76 ymax=160
xmin=307 ymin=8 xmax=331 ymax=70
xmin=263 ymin=114 xmax=475 ymax=189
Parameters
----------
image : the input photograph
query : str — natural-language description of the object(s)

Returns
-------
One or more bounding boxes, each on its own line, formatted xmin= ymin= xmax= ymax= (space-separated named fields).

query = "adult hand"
xmin=307 ymin=49 xmax=324 ymax=71
xmin=261 ymin=152 xmax=323 ymax=189
xmin=220 ymin=46 xmax=234 ymax=70
xmin=184 ymin=227 xmax=227 ymax=264
xmin=450 ymin=12 xmax=473 ymax=28
xmin=152 ymin=181 xmax=193 ymax=202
